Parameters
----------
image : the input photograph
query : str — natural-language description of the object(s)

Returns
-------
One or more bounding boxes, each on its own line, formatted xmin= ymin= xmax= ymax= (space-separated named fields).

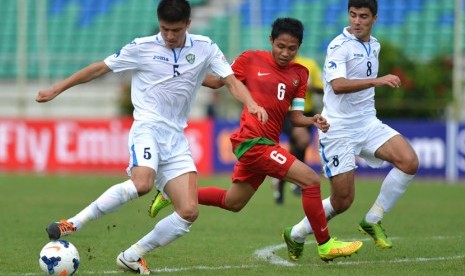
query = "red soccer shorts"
xmin=231 ymin=144 xmax=296 ymax=190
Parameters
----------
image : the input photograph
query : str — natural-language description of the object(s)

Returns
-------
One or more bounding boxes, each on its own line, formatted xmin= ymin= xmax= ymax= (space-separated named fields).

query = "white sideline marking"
xmin=254 ymin=243 xmax=296 ymax=266
xmin=153 ymin=264 xmax=259 ymax=273
xmin=22 ymin=265 xmax=259 ymax=275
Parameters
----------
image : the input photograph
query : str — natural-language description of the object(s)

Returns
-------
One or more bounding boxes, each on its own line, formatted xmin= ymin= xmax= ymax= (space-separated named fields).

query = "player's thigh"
xmin=359 ymin=121 xmax=399 ymax=167
xmin=284 ymin=159 xmax=320 ymax=187
xmin=157 ymin=152 xmax=197 ymax=199
xmin=375 ymin=134 xmax=419 ymax=174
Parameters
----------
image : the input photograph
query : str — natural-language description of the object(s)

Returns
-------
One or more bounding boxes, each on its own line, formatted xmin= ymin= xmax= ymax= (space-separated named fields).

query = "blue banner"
xmin=458 ymin=124 xmax=465 ymax=178
xmin=212 ymin=119 xmax=462 ymax=179
xmin=355 ymin=120 xmax=447 ymax=177
xmin=213 ymin=120 xmax=239 ymax=173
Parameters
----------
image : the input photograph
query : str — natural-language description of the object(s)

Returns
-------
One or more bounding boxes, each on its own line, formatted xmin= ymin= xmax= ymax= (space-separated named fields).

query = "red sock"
xmin=198 ymin=187 xmax=227 ymax=209
xmin=301 ymin=185 xmax=330 ymax=244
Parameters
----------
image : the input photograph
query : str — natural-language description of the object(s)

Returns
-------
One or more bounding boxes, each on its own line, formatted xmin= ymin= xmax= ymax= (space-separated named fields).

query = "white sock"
xmin=122 ymin=244 xmax=148 ymax=262
xmin=128 ymin=212 xmax=191 ymax=256
xmin=365 ymin=167 xmax=414 ymax=223
xmin=291 ymin=197 xmax=337 ymax=243
xmin=69 ymin=179 xmax=138 ymax=230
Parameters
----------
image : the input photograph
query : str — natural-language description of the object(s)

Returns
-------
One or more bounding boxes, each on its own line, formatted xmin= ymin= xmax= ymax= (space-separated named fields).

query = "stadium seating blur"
xmin=0 ymin=0 xmax=459 ymax=79
xmin=216 ymin=0 xmax=457 ymax=62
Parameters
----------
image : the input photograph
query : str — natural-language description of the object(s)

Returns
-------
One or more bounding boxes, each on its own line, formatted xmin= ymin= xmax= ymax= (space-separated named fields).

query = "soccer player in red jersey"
xmin=150 ymin=17 xmax=363 ymax=262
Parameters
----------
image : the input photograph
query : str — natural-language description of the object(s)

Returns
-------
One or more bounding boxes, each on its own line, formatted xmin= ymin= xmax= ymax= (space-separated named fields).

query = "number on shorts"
xmin=332 ymin=155 xmax=339 ymax=167
xmin=270 ymin=150 xmax=286 ymax=164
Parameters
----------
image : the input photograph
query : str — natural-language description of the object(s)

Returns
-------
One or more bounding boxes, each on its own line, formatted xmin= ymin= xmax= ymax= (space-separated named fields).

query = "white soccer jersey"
xmin=104 ymin=32 xmax=233 ymax=131
xmin=322 ymin=27 xmax=381 ymax=135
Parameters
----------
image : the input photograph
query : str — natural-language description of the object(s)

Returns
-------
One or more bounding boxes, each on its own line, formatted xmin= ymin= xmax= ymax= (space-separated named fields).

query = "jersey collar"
xmin=342 ymin=26 xmax=374 ymax=43
xmin=342 ymin=27 xmax=373 ymax=57
xmin=154 ymin=32 xmax=193 ymax=48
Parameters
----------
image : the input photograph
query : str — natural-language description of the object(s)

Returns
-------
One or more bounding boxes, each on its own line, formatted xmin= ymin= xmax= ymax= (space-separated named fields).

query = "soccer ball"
xmin=39 ymin=240 xmax=80 ymax=275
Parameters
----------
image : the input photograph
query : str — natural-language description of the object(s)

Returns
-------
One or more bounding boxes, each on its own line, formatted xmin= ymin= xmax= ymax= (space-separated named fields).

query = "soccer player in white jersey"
xmin=36 ymin=0 xmax=267 ymax=273
xmin=282 ymin=0 xmax=419 ymax=260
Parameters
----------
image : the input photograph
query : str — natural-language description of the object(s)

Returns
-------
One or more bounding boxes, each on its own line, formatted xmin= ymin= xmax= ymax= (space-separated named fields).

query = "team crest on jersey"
xmin=186 ymin=54 xmax=195 ymax=64
xmin=327 ymin=61 xmax=337 ymax=70
xmin=293 ymin=79 xmax=299 ymax=86
xmin=373 ymin=50 xmax=378 ymax=58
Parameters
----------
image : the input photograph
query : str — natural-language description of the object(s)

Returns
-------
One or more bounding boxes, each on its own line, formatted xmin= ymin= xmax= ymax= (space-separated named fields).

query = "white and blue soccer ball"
xmin=39 ymin=240 xmax=80 ymax=275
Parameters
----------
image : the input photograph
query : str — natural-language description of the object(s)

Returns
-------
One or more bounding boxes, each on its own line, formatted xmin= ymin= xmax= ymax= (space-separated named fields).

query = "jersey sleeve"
xmin=207 ymin=42 xmax=234 ymax=78
xmin=104 ymin=40 xmax=140 ymax=72
xmin=324 ymin=44 xmax=348 ymax=83
xmin=230 ymin=51 xmax=249 ymax=82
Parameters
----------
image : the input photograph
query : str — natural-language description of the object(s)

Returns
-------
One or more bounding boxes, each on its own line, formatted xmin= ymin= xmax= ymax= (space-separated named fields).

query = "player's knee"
xmin=228 ymin=204 xmax=245 ymax=213
xmin=407 ymin=153 xmax=419 ymax=174
xmin=224 ymin=200 xmax=246 ymax=212
xmin=331 ymin=196 xmax=353 ymax=214
xmin=398 ymin=152 xmax=419 ymax=175
xmin=299 ymin=176 xmax=321 ymax=188
xmin=177 ymin=206 xmax=199 ymax=223
xmin=132 ymin=180 xmax=153 ymax=196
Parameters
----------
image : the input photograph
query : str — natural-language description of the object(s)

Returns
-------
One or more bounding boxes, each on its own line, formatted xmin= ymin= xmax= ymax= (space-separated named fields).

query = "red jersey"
xmin=230 ymin=50 xmax=308 ymax=148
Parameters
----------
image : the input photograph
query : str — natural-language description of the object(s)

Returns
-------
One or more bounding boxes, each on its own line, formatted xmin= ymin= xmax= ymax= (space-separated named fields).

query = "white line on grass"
xmin=22 ymin=265 xmax=260 ymax=275
xmin=21 ymin=236 xmax=463 ymax=275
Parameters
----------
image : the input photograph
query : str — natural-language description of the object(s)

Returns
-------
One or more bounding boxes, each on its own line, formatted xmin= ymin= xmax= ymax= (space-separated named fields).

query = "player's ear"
xmin=269 ymin=36 xmax=273 ymax=45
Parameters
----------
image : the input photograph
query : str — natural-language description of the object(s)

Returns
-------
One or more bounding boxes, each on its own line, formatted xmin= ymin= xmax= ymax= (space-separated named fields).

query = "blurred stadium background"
xmin=1 ymin=0 xmax=464 ymax=181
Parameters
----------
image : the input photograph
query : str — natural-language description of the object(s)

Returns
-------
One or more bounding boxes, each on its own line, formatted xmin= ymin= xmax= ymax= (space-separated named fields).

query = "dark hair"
xmin=157 ymin=0 xmax=191 ymax=23
xmin=270 ymin=17 xmax=304 ymax=45
xmin=348 ymin=0 xmax=377 ymax=16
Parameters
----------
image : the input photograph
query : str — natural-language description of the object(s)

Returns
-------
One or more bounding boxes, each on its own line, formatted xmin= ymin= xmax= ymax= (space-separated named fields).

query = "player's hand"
xmin=36 ymin=87 xmax=60 ymax=103
xmin=313 ymin=114 xmax=330 ymax=133
xmin=247 ymin=103 xmax=268 ymax=124
xmin=376 ymin=74 xmax=401 ymax=88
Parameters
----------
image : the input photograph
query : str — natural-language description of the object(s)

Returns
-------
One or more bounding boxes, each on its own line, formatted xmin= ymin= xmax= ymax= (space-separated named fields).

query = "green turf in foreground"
xmin=0 ymin=173 xmax=464 ymax=275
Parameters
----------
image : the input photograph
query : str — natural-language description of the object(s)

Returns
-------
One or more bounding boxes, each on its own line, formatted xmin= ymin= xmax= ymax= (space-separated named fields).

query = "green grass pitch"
xmin=1 ymin=173 xmax=464 ymax=275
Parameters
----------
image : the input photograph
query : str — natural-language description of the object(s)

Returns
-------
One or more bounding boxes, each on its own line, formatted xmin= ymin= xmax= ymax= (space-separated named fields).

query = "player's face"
xmin=158 ymin=19 xmax=191 ymax=49
xmin=348 ymin=7 xmax=377 ymax=42
xmin=269 ymin=33 xmax=300 ymax=67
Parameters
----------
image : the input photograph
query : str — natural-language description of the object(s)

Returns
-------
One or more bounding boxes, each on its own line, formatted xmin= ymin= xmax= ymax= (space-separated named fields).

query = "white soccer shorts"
xmin=318 ymin=119 xmax=399 ymax=178
xmin=126 ymin=121 xmax=197 ymax=197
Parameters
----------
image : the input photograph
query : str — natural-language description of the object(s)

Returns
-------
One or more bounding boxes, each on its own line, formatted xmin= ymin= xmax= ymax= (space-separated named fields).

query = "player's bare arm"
xmin=331 ymin=74 xmax=401 ymax=94
xmin=222 ymin=74 xmax=268 ymax=124
xmin=36 ymin=61 xmax=111 ymax=103
xmin=289 ymin=111 xmax=330 ymax=133
xmin=202 ymin=74 xmax=224 ymax=89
